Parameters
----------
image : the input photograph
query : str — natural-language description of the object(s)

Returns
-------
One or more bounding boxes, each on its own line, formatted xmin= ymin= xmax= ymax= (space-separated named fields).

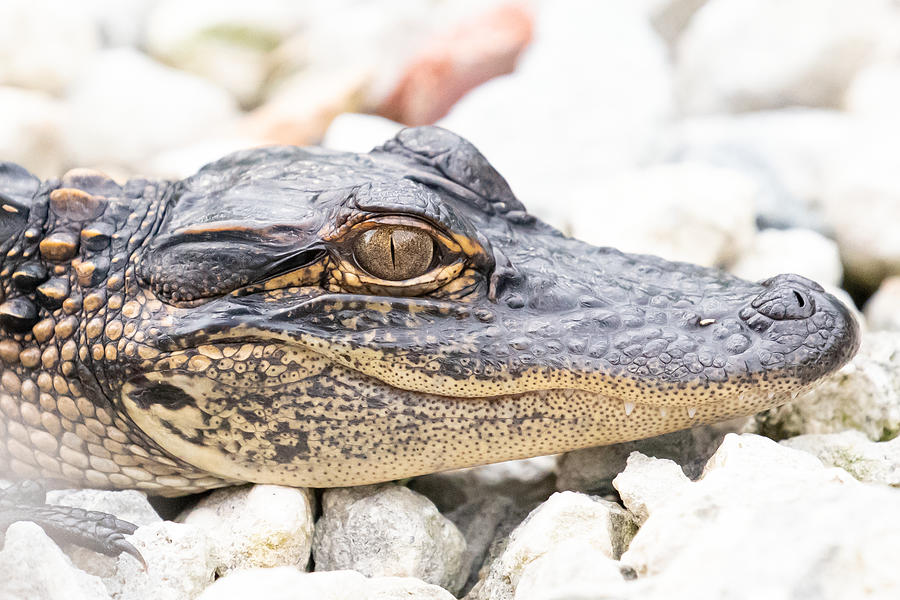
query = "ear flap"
xmin=0 ymin=162 xmax=40 ymax=242
xmin=373 ymin=126 xmax=527 ymax=215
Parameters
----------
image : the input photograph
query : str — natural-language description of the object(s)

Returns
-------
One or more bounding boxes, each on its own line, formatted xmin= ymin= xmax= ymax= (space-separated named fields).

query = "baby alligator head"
xmin=0 ymin=126 xmax=860 ymax=491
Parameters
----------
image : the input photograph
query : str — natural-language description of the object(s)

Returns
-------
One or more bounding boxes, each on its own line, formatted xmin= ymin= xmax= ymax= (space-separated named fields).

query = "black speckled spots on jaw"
xmin=127 ymin=379 xmax=197 ymax=411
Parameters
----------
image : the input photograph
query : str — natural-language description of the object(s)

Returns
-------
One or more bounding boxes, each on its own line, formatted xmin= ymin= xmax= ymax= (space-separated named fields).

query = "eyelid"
xmin=339 ymin=215 xmax=463 ymax=255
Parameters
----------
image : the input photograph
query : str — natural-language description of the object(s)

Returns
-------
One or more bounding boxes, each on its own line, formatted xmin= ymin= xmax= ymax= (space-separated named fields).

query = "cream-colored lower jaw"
xmin=120 ymin=360 xmax=815 ymax=489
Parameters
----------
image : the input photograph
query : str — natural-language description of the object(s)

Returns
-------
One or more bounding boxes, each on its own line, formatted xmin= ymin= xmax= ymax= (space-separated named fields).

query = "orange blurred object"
xmin=378 ymin=3 xmax=534 ymax=126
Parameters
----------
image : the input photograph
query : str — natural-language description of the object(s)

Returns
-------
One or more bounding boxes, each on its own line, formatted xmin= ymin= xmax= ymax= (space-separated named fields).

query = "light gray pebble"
xmin=619 ymin=434 xmax=900 ymax=599
xmin=313 ymin=483 xmax=467 ymax=594
xmin=179 ymin=484 xmax=315 ymax=575
xmin=865 ymin=276 xmax=900 ymax=332
xmin=468 ymin=491 xmax=636 ymax=600
xmin=197 ymin=567 xmax=456 ymax=600
xmin=782 ymin=430 xmax=900 ymax=487
xmin=106 ymin=521 xmax=215 ymax=600
xmin=0 ymin=521 xmax=111 ymax=600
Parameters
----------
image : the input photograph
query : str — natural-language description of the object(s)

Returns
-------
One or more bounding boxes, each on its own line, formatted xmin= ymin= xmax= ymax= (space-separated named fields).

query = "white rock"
xmin=0 ymin=521 xmax=111 ymax=600
xmin=782 ymin=430 xmax=900 ymax=487
xmin=197 ymin=567 xmax=456 ymax=600
xmin=612 ymin=453 xmax=692 ymax=526
xmin=0 ymin=86 xmax=66 ymax=179
xmin=145 ymin=0 xmax=310 ymax=106
xmin=0 ymin=0 xmax=100 ymax=94
xmin=558 ymin=423 xmax=737 ymax=494
xmin=729 ymin=228 xmax=843 ymax=287
xmin=469 ymin=491 xmax=636 ymax=600
xmin=63 ymin=48 xmax=239 ymax=170
xmin=638 ymin=0 xmax=710 ymax=46
xmin=363 ymin=575 xmax=458 ymax=600
xmin=513 ymin=539 xmax=629 ymax=600
xmin=107 ymin=521 xmax=215 ymax=600
xmin=620 ymin=434 xmax=851 ymax=577
xmin=312 ymin=484 xmax=467 ymax=594
xmin=675 ymin=0 xmax=899 ymax=113
xmin=440 ymin=0 xmax=673 ymax=228
xmin=823 ymin=145 xmax=900 ymax=288
xmin=865 ymin=276 xmax=900 ymax=332
xmin=321 ymin=113 xmax=405 ymax=154
xmin=45 ymin=488 xmax=162 ymax=528
xmin=179 ymin=484 xmax=314 ymax=575
xmin=78 ymin=0 xmax=156 ymax=48
xmin=620 ymin=434 xmax=900 ymax=599
xmin=845 ymin=62 xmax=900 ymax=117
xmin=700 ymin=432 xmax=831 ymax=480
xmin=751 ymin=332 xmax=900 ymax=441
xmin=650 ymin=109 xmax=856 ymax=231
xmin=572 ymin=162 xmax=757 ymax=267
xmin=277 ymin=1 xmax=437 ymax=108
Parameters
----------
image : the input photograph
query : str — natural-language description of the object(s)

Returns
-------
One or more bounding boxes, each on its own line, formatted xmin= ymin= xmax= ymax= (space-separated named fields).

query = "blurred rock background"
xmin=2 ymin=0 xmax=899 ymax=319
xmin=4 ymin=2 xmax=900 ymax=598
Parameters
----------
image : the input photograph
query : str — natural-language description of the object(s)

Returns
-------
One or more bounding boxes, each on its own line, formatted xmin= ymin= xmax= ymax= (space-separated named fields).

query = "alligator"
xmin=0 ymin=126 xmax=859 ymax=558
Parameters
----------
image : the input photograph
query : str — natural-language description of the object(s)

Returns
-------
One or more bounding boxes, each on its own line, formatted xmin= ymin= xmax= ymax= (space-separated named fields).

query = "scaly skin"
xmin=0 ymin=126 xmax=860 ymax=498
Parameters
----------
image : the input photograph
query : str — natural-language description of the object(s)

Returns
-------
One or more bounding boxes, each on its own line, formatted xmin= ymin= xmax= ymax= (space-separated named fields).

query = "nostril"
xmin=749 ymin=285 xmax=816 ymax=321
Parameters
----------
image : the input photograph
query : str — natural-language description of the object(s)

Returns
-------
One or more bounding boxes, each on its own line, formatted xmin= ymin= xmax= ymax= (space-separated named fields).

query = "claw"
xmin=108 ymin=533 xmax=148 ymax=570
xmin=0 ymin=481 xmax=146 ymax=567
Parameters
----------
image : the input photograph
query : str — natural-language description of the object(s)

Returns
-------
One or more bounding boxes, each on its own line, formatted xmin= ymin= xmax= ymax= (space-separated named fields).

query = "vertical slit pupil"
xmin=390 ymin=232 xmax=396 ymax=269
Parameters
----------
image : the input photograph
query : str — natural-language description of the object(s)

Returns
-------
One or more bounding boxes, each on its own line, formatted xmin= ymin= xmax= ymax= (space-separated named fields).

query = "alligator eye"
xmin=353 ymin=226 xmax=435 ymax=281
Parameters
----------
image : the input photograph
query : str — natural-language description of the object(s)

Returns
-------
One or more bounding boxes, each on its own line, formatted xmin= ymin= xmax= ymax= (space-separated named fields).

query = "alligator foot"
xmin=0 ymin=481 xmax=145 ymax=568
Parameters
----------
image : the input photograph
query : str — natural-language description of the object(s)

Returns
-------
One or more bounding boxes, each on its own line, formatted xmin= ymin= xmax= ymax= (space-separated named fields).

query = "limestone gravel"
xmin=196 ymin=568 xmax=456 ymax=600
xmin=467 ymin=491 xmax=637 ymax=600
xmin=0 ymin=521 xmax=111 ymax=600
xmin=865 ymin=276 xmax=900 ymax=332
xmin=179 ymin=484 xmax=315 ymax=576
xmin=782 ymin=430 xmax=900 ymax=487
xmin=616 ymin=434 xmax=900 ymax=599
xmin=312 ymin=483 xmax=468 ymax=595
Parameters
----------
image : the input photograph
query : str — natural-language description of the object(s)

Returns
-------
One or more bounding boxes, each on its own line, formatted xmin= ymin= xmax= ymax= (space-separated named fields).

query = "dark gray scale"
xmin=35 ymin=277 xmax=70 ymax=309
xmin=0 ymin=163 xmax=39 ymax=255
xmin=80 ymin=221 xmax=115 ymax=251
xmin=11 ymin=263 xmax=48 ymax=292
xmin=0 ymin=297 xmax=39 ymax=331
xmin=79 ymin=256 xmax=111 ymax=287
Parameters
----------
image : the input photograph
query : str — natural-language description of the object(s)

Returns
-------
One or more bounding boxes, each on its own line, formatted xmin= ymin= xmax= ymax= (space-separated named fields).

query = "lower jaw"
xmin=124 ymin=366 xmax=812 ymax=489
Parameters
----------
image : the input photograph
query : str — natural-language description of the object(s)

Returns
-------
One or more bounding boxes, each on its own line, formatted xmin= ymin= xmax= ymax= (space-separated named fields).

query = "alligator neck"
xmin=0 ymin=173 xmax=220 ymax=492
